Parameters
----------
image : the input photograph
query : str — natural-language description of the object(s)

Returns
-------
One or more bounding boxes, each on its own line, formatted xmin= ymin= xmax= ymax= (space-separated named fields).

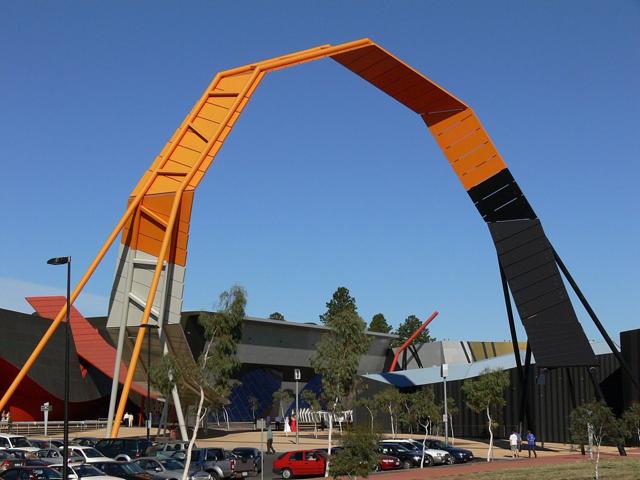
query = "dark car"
xmin=423 ymin=440 xmax=473 ymax=463
xmin=91 ymin=461 xmax=160 ymax=480
xmin=71 ymin=438 xmax=100 ymax=448
xmin=94 ymin=439 xmax=152 ymax=461
xmin=376 ymin=444 xmax=430 ymax=468
xmin=0 ymin=466 xmax=62 ymax=480
xmin=0 ymin=451 xmax=25 ymax=471
xmin=230 ymin=448 xmax=261 ymax=475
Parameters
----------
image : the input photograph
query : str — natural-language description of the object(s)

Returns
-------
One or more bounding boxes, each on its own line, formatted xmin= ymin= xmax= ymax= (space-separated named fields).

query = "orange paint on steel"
xmin=389 ymin=311 xmax=439 ymax=372
xmin=2 ymin=38 xmax=513 ymax=429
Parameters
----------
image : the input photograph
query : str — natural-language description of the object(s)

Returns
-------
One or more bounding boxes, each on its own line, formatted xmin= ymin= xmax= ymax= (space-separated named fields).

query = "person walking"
xmin=266 ymin=426 xmax=276 ymax=454
xmin=509 ymin=431 xmax=519 ymax=458
xmin=284 ymin=416 xmax=291 ymax=437
xmin=290 ymin=414 xmax=297 ymax=436
xmin=526 ymin=431 xmax=537 ymax=458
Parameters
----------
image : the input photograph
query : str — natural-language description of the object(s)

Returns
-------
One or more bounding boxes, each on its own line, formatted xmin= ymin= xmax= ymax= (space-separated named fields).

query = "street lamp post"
xmin=441 ymin=363 xmax=448 ymax=446
xmin=294 ymin=369 xmax=301 ymax=445
xmin=140 ymin=324 xmax=159 ymax=442
xmin=47 ymin=256 xmax=71 ymax=480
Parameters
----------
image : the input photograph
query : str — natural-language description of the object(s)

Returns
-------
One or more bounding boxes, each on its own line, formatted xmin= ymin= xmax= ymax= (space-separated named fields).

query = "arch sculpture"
xmin=1 ymin=38 xmax=604 ymax=437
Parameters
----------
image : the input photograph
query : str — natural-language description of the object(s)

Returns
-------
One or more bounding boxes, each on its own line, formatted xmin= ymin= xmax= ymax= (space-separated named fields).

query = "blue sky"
xmin=1 ymin=1 xmax=638 ymax=343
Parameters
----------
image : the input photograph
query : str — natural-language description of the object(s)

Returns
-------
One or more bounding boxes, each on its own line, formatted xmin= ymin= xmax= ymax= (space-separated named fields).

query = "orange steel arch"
xmin=0 ymin=38 xmax=514 ymax=436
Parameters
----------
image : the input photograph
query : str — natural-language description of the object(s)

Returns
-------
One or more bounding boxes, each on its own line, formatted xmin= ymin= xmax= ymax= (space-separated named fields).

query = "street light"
xmin=47 ymin=256 xmax=70 ymax=480
xmin=441 ymin=363 xmax=448 ymax=446
xmin=139 ymin=323 xmax=159 ymax=442
xmin=294 ymin=369 xmax=301 ymax=445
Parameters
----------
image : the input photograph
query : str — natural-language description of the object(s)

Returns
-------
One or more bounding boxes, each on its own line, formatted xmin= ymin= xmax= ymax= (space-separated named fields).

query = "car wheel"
xmin=445 ymin=455 xmax=455 ymax=465
xmin=281 ymin=468 xmax=292 ymax=479
xmin=207 ymin=471 xmax=220 ymax=480
xmin=373 ymin=464 xmax=380 ymax=472
xmin=401 ymin=460 xmax=412 ymax=469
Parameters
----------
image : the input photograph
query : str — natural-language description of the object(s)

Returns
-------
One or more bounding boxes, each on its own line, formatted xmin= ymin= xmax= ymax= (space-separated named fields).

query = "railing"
xmin=0 ymin=420 xmax=108 ymax=436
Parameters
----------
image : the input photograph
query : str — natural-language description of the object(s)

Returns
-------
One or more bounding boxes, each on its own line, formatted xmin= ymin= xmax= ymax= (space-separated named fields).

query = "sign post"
xmin=41 ymin=402 xmax=52 ymax=436
xmin=294 ymin=369 xmax=301 ymax=445
xmin=256 ymin=418 xmax=265 ymax=480
xmin=441 ymin=364 xmax=448 ymax=446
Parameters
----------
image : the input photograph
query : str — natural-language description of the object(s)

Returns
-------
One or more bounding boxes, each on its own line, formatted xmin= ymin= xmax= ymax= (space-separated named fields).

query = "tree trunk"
xmin=182 ymin=387 xmax=205 ymax=480
xmin=223 ymin=407 xmax=230 ymax=431
xmin=366 ymin=407 xmax=374 ymax=432
xmin=325 ymin=413 xmax=333 ymax=477
xmin=486 ymin=406 xmax=493 ymax=462
xmin=388 ymin=406 xmax=395 ymax=438
xmin=449 ymin=414 xmax=455 ymax=446
xmin=420 ymin=422 xmax=428 ymax=468
xmin=594 ymin=426 xmax=603 ymax=480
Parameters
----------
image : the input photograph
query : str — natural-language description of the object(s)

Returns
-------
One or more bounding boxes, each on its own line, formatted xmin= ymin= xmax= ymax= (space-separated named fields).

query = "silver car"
xmin=133 ymin=457 xmax=212 ymax=480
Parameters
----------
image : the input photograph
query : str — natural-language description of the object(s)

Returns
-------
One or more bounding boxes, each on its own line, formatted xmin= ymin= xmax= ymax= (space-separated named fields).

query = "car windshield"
xmin=73 ymin=465 xmax=104 ymax=477
xmin=82 ymin=449 xmax=104 ymax=459
xmin=160 ymin=459 xmax=184 ymax=470
xmin=12 ymin=438 xmax=32 ymax=448
xmin=430 ymin=441 xmax=445 ymax=449
xmin=121 ymin=463 xmax=145 ymax=474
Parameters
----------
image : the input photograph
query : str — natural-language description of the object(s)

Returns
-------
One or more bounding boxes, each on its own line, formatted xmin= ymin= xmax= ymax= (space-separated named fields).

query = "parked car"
xmin=94 ymin=439 xmax=153 ymax=461
xmin=272 ymin=450 xmax=325 ymax=479
xmin=91 ymin=461 xmax=162 ymax=480
xmin=71 ymin=438 xmax=100 ymax=448
xmin=26 ymin=442 xmax=53 ymax=451
xmin=377 ymin=443 xmax=428 ymax=468
xmin=33 ymin=449 xmax=83 ymax=465
xmin=66 ymin=447 xmax=113 ymax=464
xmin=0 ymin=451 xmax=25 ymax=471
xmin=132 ymin=457 xmax=212 ymax=480
xmin=44 ymin=443 xmax=63 ymax=452
xmin=230 ymin=448 xmax=261 ymax=475
xmin=150 ymin=442 xmax=192 ymax=457
xmin=0 ymin=436 xmax=38 ymax=453
xmin=423 ymin=439 xmax=473 ymax=463
xmin=171 ymin=449 xmax=235 ymax=480
xmin=0 ymin=466 xmax=62 ymax=480
xmin=380 ymin=439 xmax=450 ymax=466
xmin=374 ymin=454 xmax=401 ymax=472
xmin=51 ymin=463 xmax=121 ymax=480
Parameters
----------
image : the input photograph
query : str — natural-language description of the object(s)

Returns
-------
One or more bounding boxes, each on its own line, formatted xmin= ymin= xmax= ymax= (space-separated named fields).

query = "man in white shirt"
xmin=509 ymin=431 xmax=519 ymax=458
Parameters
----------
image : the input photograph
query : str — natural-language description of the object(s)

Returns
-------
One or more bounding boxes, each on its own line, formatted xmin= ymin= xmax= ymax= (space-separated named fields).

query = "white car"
xmin=380 ymin=439 xmax=451 ymax=465
xmin=0 ymin=434 xmax=39 ymax=452
xmin=67 ymin=446 xmax=114 ymax=463
xmin=52 ymin=463 xmax=121 ymax=480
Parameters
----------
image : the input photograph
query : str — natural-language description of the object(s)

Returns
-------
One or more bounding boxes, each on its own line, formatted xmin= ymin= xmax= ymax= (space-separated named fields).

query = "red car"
xmin=272 ymin=450 xmax=326 ymax=479
xmin=375 ymin=454 xmax=401 ymax=471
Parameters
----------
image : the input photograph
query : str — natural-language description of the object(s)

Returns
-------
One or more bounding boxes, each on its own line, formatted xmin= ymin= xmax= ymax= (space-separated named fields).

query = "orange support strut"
xmin=389 ymin=311 xmax=439 ymax=372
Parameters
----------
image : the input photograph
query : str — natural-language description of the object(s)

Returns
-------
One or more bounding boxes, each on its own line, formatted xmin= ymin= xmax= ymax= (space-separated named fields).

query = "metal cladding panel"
xmin=25 ymin=297 xmax=151 ymax=397
xmin=331 ymin=44 xmax=466 ymax=116
xmin=523 ymin=302 xmax=597 ymax=367
xmin=469 ymin=168 xmax=536 ymax=221
xmin=426 ymin=109 xmax=508 ymax=190
xmin=489 ymin=220 xmax=596 ymax=366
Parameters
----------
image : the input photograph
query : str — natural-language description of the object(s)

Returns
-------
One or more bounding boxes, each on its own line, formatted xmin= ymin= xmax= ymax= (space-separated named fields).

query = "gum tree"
xmin=312 ymin=288 xmax=370 ymax=477
xmin=408 ymin=389 xmax=439 ymax=467
xmin=461 ymin=368 xmax=510 ymax=462
xmin=151 ymin=285 xmax=246 ymax=480
xmin=302 ymin=389 xmax=321 ymax=438
xmin=570 ymin=401 xmax=625 ymax=480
